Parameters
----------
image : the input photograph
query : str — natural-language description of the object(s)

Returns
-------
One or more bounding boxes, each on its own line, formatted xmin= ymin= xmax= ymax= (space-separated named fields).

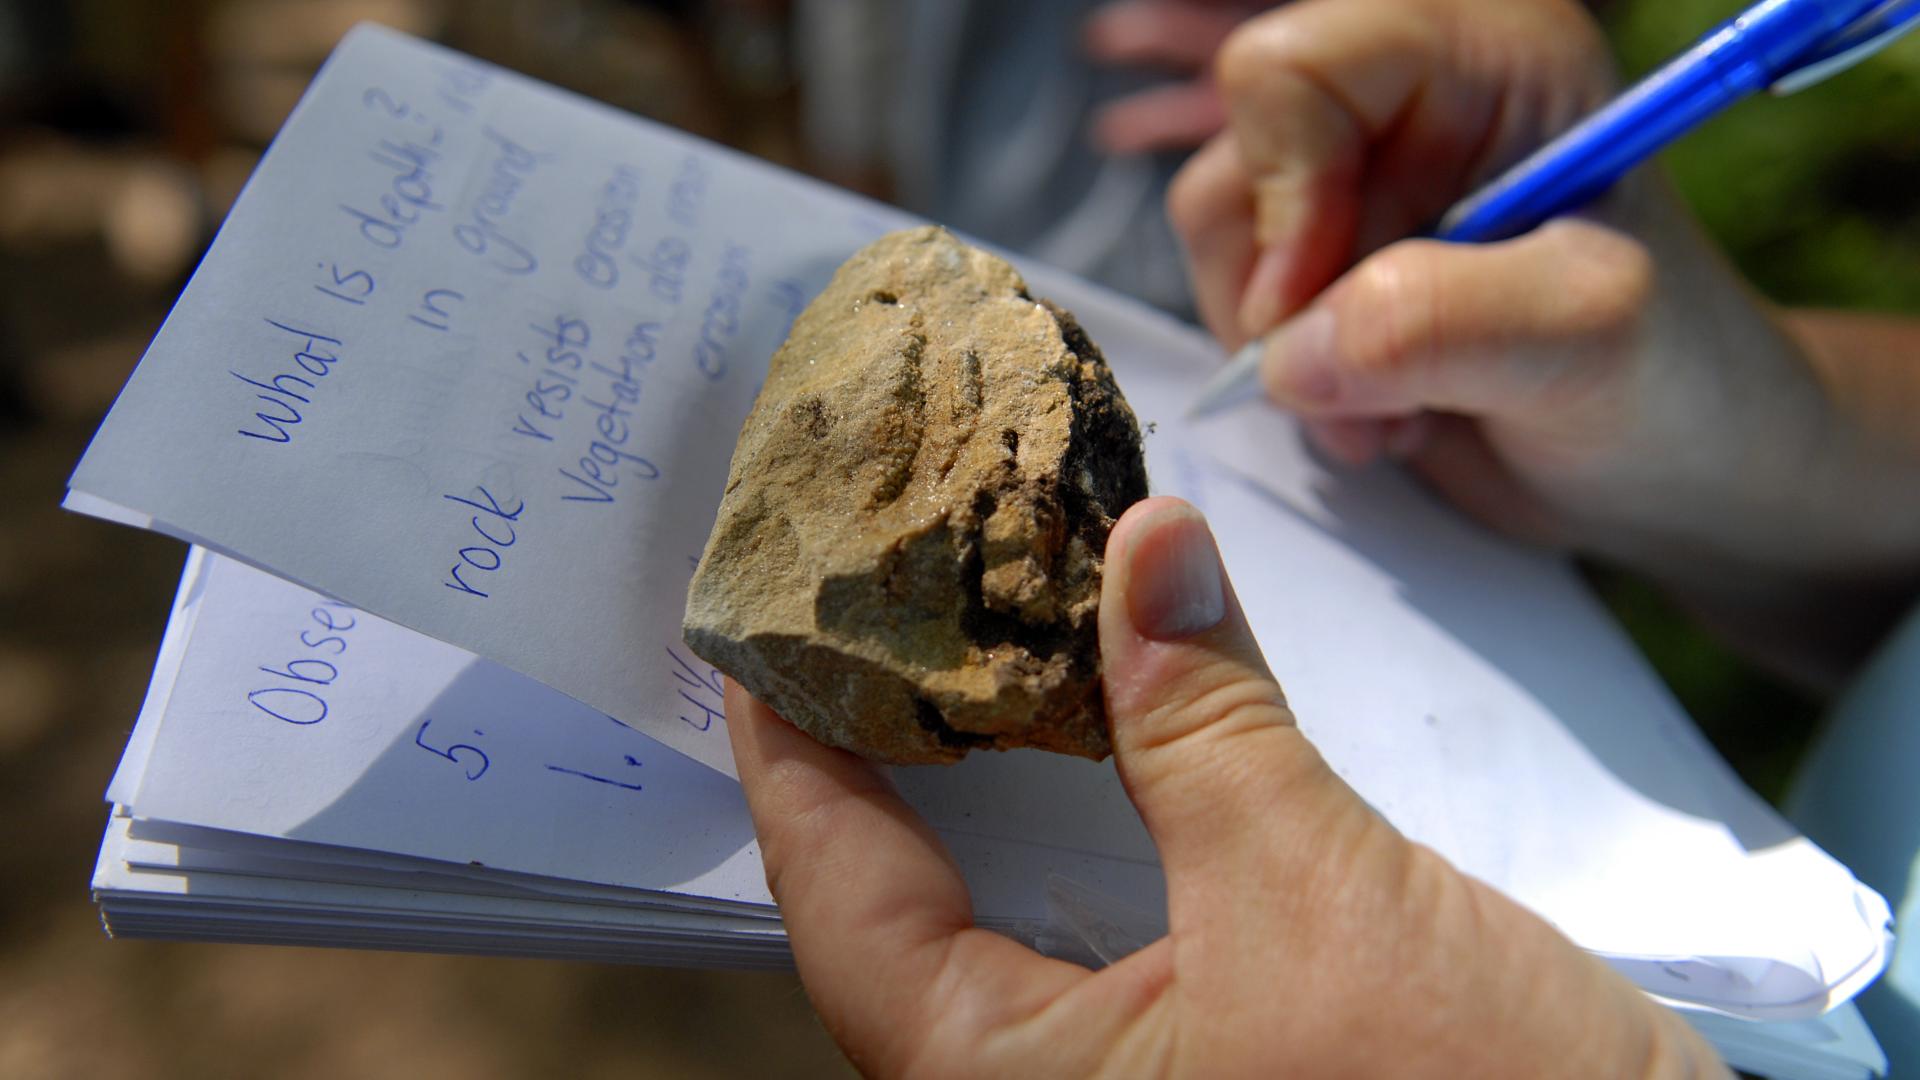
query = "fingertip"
xmin=723 ymin=676 xmax=789 ymax=758
xmin=1165 ymin=136 xmax=1260 ymax=350
xmin=1103 ymin=497 xmax=1227 ymax=667
xmin=722 ymin=675 xmax=762 ymax=767
xmin=1090 ymin=83 xmax=1228 ymax=156
xmin=1113 ymin=498 xmax=1226 ymax=643
xmin=1083 ymin=0 xmax=1246 ymax=70
xmin=1110 ymin=493 xmax=1195 ymax=541
xmin=1105 ymin=496 xmax=1200 ymax=585
xmin=1100 ymin=497 xmax=1268 ymax=703
xmin=723 ymin=676 xmax=895 ymax=808
xmin=723 ymin=675 xmax=793 ymax=795
xmin=1237 ymin=244 xmax=1293 ymax=339
xmin=1235 ymin=185 xmax=1359 ymax=341
xmin=1080 ymin=0 xmax=1139 ymax=60
xmin=1257 ymin=305 xmax=1341 ymax=408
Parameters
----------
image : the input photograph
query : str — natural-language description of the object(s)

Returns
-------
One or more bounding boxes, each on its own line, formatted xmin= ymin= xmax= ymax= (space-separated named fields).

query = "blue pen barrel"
xmin=1439 ymin=0 xmax=1882 ymax=242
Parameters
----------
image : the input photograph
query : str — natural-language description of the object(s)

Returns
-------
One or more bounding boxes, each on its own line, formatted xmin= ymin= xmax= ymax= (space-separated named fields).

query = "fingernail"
xmin=1262 ymin=306 xmax=1339 ymax=406
xmin=1126 ymin=507 xmax=1227 ymax=641
xmin=1237 ymin=246 xmax=1291 ymax=339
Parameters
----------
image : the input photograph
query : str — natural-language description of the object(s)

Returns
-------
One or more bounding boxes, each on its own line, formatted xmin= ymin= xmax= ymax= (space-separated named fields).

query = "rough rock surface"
xmin=683 ymin=227 xmax=1149 ymax=764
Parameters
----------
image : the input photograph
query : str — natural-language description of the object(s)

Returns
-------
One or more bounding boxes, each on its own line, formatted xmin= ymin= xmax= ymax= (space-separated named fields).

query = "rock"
xmin=683 ymin=227 xmax=1149 ymax=764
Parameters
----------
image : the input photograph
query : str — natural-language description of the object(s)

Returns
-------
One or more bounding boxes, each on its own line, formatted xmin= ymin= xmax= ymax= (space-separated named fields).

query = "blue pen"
xmin=1187 ymin=0 xmax=1920 ymax=420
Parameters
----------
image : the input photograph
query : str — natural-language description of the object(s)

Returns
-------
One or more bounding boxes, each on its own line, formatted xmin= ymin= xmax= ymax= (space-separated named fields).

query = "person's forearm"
xmin=1788 ymin=308 xmax=1920 ymax=459
xmin=1658 ymin=305 xmax=1920 ymax=691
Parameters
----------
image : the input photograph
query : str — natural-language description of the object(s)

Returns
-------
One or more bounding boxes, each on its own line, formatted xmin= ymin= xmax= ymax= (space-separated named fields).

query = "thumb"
xmin=1257 ymin=219 xmax=1654 ymax=426
xmin=1098 ymin=503 xmax=1728 ymax=1077
xmin=1099 ymin=497 xmax=1376 ymax=884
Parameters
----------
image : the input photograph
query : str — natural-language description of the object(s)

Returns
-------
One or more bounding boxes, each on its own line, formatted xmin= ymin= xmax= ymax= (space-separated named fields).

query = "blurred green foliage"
xmin=1587 ymin=2 xmax=1919 ymax=803
xmin=1607 ymin=0 xmax=1920 ymax=311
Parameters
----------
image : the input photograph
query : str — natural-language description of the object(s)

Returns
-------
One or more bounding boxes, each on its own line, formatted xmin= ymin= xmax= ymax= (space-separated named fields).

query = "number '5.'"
xmin=414 ymin=717 xmax=490 ymax=780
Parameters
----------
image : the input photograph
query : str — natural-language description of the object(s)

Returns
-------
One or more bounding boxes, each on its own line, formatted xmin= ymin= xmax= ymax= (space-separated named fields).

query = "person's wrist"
xmin=1784 ymin=309 xmax=1920 ymax=576
xmin=1541 ymin=181 xmax=1920 ymax=683
xmin=1559 ymin=179 xmax=1848 ymax=574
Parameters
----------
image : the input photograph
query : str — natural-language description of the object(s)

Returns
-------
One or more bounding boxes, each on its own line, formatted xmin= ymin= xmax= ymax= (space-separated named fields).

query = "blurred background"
xmin=1 ymin=0 xmax=1914 ymax=1075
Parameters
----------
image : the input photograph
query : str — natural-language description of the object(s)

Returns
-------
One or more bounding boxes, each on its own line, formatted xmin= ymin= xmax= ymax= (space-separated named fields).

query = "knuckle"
xmin=1214 ymin=13 xmax=1298 ymax=100
xmin=751 ymin=764 xmax=879 ymax=904
xmin=1213 ymin=23 xmax=1269 ymax=98
xmin=1165 ymin=138 xmax=1247 ymax=241
xmin=1134 ymin=662 xmax=1295 ymax=760
xmin=756 ymin=801 xmax=826 ymax=904
xmin=1164 ymin=159 xmax=1212 ymax=239
xmin=1183 ymin=688 xmax=1294 ymax=747
xmin=1545 ymin=222 xmax=1656 ymax=342
xmin=1340 ymin=244 xmax=1445 ymax=378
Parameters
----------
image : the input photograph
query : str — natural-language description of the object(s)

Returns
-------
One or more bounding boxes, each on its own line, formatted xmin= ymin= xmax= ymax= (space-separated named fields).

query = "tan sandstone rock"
xmin=683 ymin=227 xmax=1149 ymax=764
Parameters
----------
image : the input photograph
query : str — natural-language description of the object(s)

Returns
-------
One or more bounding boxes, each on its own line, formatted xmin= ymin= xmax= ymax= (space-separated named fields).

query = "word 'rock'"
xmin=684 ymin=226 xmax=1148 ymax=764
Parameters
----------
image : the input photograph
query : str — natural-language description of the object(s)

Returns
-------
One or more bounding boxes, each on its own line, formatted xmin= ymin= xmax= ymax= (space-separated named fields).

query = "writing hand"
xmin=1171 ymin=0 xmax=1920 ymax=668
xmin=726 ymin=497 xmax=1725 ymax=1077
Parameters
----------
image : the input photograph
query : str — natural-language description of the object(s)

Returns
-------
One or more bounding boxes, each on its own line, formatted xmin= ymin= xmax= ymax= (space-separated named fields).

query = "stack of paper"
xmin=72 ymin=24 xmax=1891 ymax=1077
xmin=93 ymin=548 xmax=1166 ymax=965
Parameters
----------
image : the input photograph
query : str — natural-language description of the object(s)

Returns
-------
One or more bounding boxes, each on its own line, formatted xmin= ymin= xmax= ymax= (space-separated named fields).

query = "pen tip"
xmin=1184 ymin=339 xmax=1267 ymax=422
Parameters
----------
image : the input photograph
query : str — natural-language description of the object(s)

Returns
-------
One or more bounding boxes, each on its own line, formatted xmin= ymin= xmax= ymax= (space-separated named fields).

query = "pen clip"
xmin=1770 ymin=0 xmax=1920 ymax=94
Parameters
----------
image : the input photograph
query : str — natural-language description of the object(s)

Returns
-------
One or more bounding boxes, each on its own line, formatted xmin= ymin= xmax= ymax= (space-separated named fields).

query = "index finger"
xmin=1212 ymin=1 xmax=1426 ymax=335
xmin=723 ymin=680 xmax=1085 ymax=1071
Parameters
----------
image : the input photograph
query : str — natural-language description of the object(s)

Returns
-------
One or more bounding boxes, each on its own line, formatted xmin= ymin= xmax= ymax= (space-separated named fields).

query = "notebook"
xmin=71 ymin=23 xmax=1891 ymax=1077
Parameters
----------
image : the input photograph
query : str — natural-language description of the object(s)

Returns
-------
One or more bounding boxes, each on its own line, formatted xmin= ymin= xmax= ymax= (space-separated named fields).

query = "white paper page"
xmin=104 ymin=546 xmax=207 ymax=804
xmin=1684 ymin=1001 xmax=1886 ymax=1080
xmin=123 ymin=552 xmax=1168 ymax=926
xmin=93 ymin=817 xmax=785 ymax=947
xmin=127 ymin=553 xmax=770 ymax=903
xmin=126 ymin=817 xmax=776 ymax=917
xmin=68 ymin=24 xmax=926 ymax=775
xmin=1173 ymin=459 xmax=1889 ymax=1016
xmin=96 ymin=822 xmax=1884 ymax=1077
xmin=122 ymin=843 xmax=784 ymax=940
xmin=1200 ymin=406 xmax=1799 ymax=848
xmin=62 ymin=490 xmax=154 ymax=531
